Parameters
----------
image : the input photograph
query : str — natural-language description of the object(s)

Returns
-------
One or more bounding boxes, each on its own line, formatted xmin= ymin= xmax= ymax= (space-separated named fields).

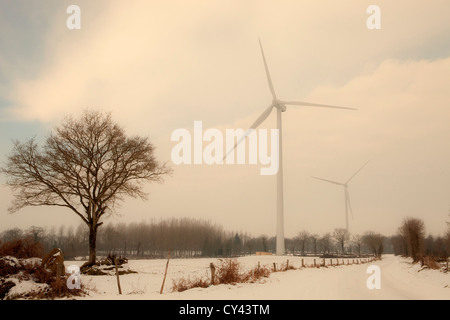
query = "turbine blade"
xmin=259 ymin=39 xmax=277 ymax=100
xmin=346 ymin=159 xmax=370 ymax=184
xmin=222 ymin=130 xmax=251 ymax=161
xmin=346 ymin=189 xmax=354 ymax=220
xmin=311 ymin=176 xmax=344 ymax=186
xmin=280 ymin=100 xmax=357 ymax=110
xmin=223 ymin=105 xmax=274 ymax=161
xmin=248 ymin=104 xmax=274 ymax=130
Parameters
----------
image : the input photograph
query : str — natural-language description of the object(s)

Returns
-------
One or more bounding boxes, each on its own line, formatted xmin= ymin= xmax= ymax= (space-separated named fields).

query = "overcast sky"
xmin=1 ymin=0 xmax=450 ymax=238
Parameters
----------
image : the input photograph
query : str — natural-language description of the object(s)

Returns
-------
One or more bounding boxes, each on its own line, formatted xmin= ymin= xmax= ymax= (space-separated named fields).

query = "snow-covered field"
xmin=62 ymin=254 xmax=450 ymax=300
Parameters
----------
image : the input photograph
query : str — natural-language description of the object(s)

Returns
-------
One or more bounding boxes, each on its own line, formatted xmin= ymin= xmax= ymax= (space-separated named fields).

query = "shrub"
xmin=0 ymin=238 xmax=44 ymax=259
xmin=171 ymin=259 xmax=273 ymax=292
xmin=172 ymin=276 xmax=209 ymax=292
xmin=420 ymin=256 xmax=441 ymax=270
xmin=247 ymin=264 xmax=271 ymax=282
xmin=215 ymin=259 xmax=242 ymax=285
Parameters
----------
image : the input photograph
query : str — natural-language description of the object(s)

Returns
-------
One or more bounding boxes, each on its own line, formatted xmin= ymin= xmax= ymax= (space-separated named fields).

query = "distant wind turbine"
xmin=312 ymin=160 xmax=370 ymax=232
xmin=224 ymin=39 xmax=357 ymax=255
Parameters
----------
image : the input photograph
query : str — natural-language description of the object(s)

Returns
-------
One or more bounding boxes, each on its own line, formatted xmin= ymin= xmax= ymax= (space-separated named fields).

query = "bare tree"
xmin=399 ymin=217 xmax=425 ymax=262
xmin=363 ymin=231 xmax=384 ymax=258
xmin=390 ymin=234 xmax=407 ymax=256
xmin=351 ymin=234 xmax=364 ymax=257
xmin=1 ymin=110 xmax=171 ymax=268
xmin=297 ymin=230 xmax=310 ymax=255
xmin=26 ymin=226 xmax=45 ymax=243
xmin=319 ymin=233 xmax=332 ymax=256
xmin=309 ymin=234 xmax=319 ymax=256
xmin=1 ymin=228 xmax=23 ymax=242
xmin=333 ymin=228 xmax=349 ymax=255
xmin=260 ymin=235 xmax=268 ymax=252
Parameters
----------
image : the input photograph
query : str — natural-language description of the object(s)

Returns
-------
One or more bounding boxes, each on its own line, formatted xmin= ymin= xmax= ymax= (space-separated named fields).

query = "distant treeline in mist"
xmin=1 ymin=217 xmax=448 ymax=260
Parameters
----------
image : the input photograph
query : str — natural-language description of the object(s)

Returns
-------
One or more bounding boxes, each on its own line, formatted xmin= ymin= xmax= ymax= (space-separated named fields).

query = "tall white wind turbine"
xmin=312 ymin=160 xmax=370 ymax=232
xmin=224 ymin=40 xmax=356 ymax=255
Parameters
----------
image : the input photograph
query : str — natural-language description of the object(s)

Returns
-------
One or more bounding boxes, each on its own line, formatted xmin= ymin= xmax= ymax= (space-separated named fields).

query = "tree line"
xmin=0 ymin=219 xmax=409 ymax=259
xmin=1 ymin=216 xmax=448 ymax=261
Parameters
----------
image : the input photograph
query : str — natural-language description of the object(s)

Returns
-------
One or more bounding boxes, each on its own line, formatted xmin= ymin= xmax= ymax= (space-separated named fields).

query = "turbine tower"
xmin=312 ymin=160 xmax=370 ymax=232
xmin=225 ymin=40 xmax=356 ymax=255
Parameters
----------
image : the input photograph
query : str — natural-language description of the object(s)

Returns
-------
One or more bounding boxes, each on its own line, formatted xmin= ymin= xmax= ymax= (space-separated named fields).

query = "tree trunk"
xmin=82 ymin=224 xmax=98 ymax=269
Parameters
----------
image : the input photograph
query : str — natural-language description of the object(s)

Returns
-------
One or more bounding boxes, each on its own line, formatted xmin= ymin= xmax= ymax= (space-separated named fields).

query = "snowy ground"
xmin=65 ymin=254 xmax=449 ymax=300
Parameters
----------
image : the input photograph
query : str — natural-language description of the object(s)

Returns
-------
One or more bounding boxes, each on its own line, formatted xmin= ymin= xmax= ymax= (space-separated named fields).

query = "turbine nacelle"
xmin=273 ymin=100 xmax=287 ymax=112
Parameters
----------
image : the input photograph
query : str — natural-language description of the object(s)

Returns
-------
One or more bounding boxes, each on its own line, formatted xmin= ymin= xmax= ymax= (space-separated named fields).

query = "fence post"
xmin=314 ymin=259 xmax=316 ymax=267
xmin=210 ymin=263 xmax=216 ymax=285
xmin=115 ymin=258 xmax=122 ymax=295
xmin=273 ymin=262 xmax=277 ymax=272
xmin=302 ymin=259 xmax=305 ymax=268
xmin=160 ymin=249 xmax=171 ymax=294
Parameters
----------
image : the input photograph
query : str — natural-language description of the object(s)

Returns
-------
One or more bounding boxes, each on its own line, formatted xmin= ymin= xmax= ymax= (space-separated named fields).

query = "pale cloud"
xmin=6 ymin=1 xmax=450 ymax=129
xmin=1 ymin=1 xmax=450 ymax=237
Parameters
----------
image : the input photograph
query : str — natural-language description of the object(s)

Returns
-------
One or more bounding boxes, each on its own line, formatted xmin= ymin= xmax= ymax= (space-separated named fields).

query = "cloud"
xmin=1 ymin=1 xmax=450 ymax=236
xmin=5 ymin=1 xmax=450 ymax=129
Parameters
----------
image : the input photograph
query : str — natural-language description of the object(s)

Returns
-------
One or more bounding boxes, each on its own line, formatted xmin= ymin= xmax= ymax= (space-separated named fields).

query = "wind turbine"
xmin=224 ymin=39 xmax=356 ymax=255
xmin=312 ymin=160 xmax=370 ymax=232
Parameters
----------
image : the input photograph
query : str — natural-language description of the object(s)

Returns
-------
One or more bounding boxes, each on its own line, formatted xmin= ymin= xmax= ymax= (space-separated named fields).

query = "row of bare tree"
xmin=288 ymin=228 xmax=385 ymax=257
xmin=2 ymin=216 xmax=448 ymax=261
xmin=0 ymin=222 xmax=384 ymax=259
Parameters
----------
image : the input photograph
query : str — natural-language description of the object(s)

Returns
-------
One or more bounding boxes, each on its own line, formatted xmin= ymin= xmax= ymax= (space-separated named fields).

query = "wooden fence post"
xmin=210 ymin=263 xmax=216 ymax=285
xmin=115 ymin=258 xmax=122 ymax=295
xmin=314 ymin=259 xmax=316 ymax=267
xmin=160 ymin=249 xmax=171 ymax=294
xmin=302 ymin=259 xmax=305 ymax=268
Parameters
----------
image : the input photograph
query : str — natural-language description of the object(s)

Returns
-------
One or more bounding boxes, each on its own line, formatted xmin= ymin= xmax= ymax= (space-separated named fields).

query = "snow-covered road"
xmin=169 ymin=255 xmax=449 ymax=300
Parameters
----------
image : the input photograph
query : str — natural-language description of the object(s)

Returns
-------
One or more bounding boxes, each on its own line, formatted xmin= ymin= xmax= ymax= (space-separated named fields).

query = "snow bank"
xmin=3 ymin=277 xmax=49 ymax=299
